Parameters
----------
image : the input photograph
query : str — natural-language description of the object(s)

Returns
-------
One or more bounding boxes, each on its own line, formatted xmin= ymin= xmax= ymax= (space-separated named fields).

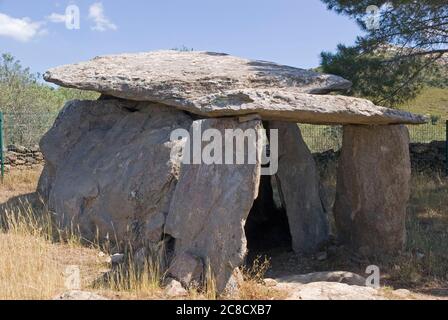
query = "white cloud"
xmin=0 ymin=12 xmax=46 ymax=42
xmin=88 ymin=2 xmax=117 ymax=32
xmin=47 ymin=13 xmax=67 ymax=24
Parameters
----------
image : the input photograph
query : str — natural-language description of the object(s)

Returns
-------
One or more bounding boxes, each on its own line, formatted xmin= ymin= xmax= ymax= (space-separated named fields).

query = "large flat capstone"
xmin=43 ymin=51 xmax=426 ymax=125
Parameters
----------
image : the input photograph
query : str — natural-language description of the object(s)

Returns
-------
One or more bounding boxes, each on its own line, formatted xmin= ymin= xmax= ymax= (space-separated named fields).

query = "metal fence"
xmin=0 ymin=111 xmax=447 ymax=179
xmin=0 ymin=112 xmax=58 ymax=148
xmin=300 ymin=122 xmax=448 ymax=153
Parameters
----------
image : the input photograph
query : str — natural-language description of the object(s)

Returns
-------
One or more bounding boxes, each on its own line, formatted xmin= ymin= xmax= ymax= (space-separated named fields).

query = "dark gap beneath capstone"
xmin=160 ymin=233 xmax=176 ymax=267
xmin=245 ymin=175 xmax=292 ymax=261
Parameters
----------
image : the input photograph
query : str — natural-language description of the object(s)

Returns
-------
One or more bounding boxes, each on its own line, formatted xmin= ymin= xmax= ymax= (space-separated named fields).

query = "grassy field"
xmin=400 ymin=87 xmax=448 ymax=120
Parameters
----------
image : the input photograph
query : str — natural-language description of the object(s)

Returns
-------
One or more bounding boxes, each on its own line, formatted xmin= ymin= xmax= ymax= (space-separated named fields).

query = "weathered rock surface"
xmin=278 ymin=282 xmax=384 ymax=300
xmin=223 ymin=268 xmax=245 ymax=296
xmin=44 ymin=50 xmax=351 ymax=98
xmin=165 ymin=118 xmax=262 ymax=292
xmin=38 ymin=99 xmax=192 ymax=247
xmin=43 ymin=51 xmax=426 ymax=125
xmin=186 ymin=89 xmax=427 ymax=125
xmin=164 ymin=278 xmax=188 ymax=298
xmin=276 ymin=271 xmax=366 ymax=286
xmin=334 ymin=125 xmax=411 ymax=256
xmin=167 ymin=252 xmax=204 ymax=288
xmin=269 ymin=121 xmax=329 ymax=253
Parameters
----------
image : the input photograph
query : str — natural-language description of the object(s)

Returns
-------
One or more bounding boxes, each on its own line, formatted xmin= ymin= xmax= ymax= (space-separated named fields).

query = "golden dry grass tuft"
xmin=0 ymin=199 xmax=104 ymax=300
xmin=0 ymin=168 xmax=42 ymax=203
xmin=237 ymin=256 xmax=287 ymax=300
xmin=94 ymin=244 xmax=167 ymax=300
xmin=0 ymin=232 xmax=64 ymax=300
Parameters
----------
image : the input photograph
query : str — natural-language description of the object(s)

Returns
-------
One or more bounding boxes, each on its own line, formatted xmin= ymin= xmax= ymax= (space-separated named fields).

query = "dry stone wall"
xmin=2 ymin=145 xmax=44 ymax=171
xmin=3 ymin=140 xmax=444 ymax=174
xmin=313 ymin=141 xmax=447 ymax=174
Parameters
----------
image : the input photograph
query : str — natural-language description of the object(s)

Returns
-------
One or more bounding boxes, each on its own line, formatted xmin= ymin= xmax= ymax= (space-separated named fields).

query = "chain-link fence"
xmin=300 ymin=124 xmax=343 ymax=153
xmin=300 ymin=122 xmax=447 ymax=153
xmin=300 ymin=121 xmax=448 ymax=176
xmin=1 ymin=112 xmax=58 ymax=149
xmin=0 ymin=111 xmax=447 ymax=178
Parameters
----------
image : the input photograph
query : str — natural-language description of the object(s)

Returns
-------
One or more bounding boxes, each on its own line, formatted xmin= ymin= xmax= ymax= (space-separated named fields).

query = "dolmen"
xmin=39 ymin=50 xmax=426 ymax=292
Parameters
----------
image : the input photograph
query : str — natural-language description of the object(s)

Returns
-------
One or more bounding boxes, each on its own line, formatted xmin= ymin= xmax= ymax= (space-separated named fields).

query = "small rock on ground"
xmin=279 ymin=282 xmax=384 ymax=300
xmin=264 ymin=278 xmax=278 ymax=287
xmin=276 ymin=271 xmax=366 ymax=286
xmin=164 ymin=278 xmax=188 ymax=298
xmin=54 ymin=290 xmax=108 ymax=300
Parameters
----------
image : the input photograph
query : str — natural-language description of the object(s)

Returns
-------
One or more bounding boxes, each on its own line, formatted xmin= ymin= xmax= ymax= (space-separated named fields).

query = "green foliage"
xmin=320 ymin=45 xmax=434 ymax=106
xmin=321 ymin=0 xmax=447 ymax=50
xmin=320 ymin=1 xmax=448 ymax=107
xmin=0 ymin=53 xmax=99 ymax=114
xmin=0 ymin=53 xmax=99 ymax=146
xmin=429 ymin=114 xmax=441 ymax=125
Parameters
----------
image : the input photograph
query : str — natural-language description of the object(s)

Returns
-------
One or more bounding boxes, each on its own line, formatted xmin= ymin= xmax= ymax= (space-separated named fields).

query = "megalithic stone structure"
xmin=38 ymin=50 xmax=425 ymax=292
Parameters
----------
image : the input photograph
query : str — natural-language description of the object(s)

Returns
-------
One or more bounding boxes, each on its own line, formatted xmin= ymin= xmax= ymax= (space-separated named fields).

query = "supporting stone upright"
xmin=165 ymin=117 xmax=262 ymax=292
xmin=38 ymin=99 xmax=192 ymax=248
xmin=334 ymin=125 xmax=411 ymax=256
xmin=269 ymin=121 xmax=329 ymax=254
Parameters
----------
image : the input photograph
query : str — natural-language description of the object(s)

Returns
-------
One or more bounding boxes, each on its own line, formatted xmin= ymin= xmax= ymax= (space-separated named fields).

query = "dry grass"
xmin=94 ymin=245 xmax=168 ymax=300
xmin=387 ymin=173 xmax=448 ymax=291
xmin=0 ymin=232 xmax=65 ymax=299
xmin=238 ymin=256 xmax=287 ymax=300
xmin=0 ymin=167 xmax=42 ymax=203
xmin=0 ymin=199 xmax=168 ymax=300
xmin=0 ymin=200 xmax=105 ymax=300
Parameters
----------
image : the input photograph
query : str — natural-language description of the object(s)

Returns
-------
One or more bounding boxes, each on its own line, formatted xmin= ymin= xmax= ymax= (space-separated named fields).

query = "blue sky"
xmin=0 ymin=0 xmax=363 ymax=74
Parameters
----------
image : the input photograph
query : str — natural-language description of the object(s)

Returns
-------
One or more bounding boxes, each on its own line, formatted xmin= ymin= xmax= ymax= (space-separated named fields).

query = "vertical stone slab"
xmin=334 ymin=125 xmax=411 ymax=256
xmin=39 ymin=100 xmax=192 ymax=248
xmin=165 ymin=118 xmax=262 ymax=292
xmin=269 ymin=121 xmax=329 ymax=253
